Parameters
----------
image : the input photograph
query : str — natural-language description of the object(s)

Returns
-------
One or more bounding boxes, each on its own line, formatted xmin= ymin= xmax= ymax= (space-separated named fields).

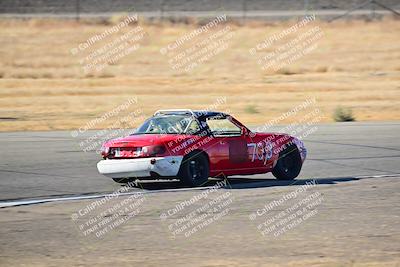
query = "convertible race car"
xmin=97 ymin=109 xmax=307 ymax=186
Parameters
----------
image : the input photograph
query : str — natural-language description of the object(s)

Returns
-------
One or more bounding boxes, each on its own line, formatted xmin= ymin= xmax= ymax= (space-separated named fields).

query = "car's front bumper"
xmin=97 ymin=156 xmax=183 ymax=179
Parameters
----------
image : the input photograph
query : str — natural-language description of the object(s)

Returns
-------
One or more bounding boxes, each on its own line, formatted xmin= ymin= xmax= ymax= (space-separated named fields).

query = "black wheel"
xmin=272 ymin=144 xmax=302 ymax=180
xmin=178 ymin=152 xmax=209 ymax=187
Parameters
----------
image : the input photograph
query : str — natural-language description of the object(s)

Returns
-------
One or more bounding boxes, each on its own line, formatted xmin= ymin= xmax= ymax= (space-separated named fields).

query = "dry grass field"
xmin=0 ymin=17 xmax=399 ymax=131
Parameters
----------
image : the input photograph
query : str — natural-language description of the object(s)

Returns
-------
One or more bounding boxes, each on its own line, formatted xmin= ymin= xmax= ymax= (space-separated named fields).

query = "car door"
xmin=205 ymin=116 xmax=265 ymax=175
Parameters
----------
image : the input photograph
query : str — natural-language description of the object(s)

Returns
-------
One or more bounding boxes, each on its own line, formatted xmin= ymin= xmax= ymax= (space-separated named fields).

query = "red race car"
xmin=97 ymin=109 xmax=307 ymax=186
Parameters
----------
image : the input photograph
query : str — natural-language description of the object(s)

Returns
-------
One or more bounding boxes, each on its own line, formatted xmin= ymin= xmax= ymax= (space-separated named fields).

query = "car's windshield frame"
xmin=205 ymin=115 xmax=243 ymax=136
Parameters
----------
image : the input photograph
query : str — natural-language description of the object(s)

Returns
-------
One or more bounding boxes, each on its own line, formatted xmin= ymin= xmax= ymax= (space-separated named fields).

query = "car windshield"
xmin=134 ymin=115 xmax=197 ymax=134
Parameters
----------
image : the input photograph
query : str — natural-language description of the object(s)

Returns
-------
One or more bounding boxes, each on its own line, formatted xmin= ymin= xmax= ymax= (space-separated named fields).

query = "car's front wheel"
xmin=178 ymin=152 xmax=209 ymax=187
xmin=272 ymin=144 xmax=302 ymax=180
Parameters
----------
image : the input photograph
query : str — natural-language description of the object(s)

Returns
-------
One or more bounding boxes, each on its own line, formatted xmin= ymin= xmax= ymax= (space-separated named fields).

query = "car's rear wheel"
xmin=178 ymin=152 xmax=209 ymax=187
xmin=272 ymin=144 xmax=302 ymax=180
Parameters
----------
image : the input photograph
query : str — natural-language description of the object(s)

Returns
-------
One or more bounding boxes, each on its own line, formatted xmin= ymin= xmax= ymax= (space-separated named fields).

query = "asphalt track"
xmin=0 ymin=122 xmax=399 ymax=202
xmin=0 ymin=122 xmax=400 ymax=266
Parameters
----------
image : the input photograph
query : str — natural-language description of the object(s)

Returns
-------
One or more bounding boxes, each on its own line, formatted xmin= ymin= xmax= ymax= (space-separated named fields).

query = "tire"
xmin=272 ymin=144 xmax=302 ymax=180
xmin=178 ymin=152 xmax=209 ymax=187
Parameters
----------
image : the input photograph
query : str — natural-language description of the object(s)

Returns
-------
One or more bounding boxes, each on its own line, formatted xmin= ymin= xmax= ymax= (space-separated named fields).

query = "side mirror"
xmin=241 ymin=127 xmax=249 ymax=136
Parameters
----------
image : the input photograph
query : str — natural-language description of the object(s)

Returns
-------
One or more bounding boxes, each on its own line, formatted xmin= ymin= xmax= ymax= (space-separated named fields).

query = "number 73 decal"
xmin=247 ymin=141 xmax=273 ymax=165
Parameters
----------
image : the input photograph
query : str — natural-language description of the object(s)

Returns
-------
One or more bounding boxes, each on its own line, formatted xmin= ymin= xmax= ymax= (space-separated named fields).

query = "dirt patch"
xmin=0 ymin=18 xmax=399 ymax=131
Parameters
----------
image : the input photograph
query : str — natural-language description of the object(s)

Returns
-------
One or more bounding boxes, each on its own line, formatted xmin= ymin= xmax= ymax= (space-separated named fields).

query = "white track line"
xmin=353 ymin=174 xmax=400 ymax=179
xmin=0 ymin=185 xmax=219 ymax=208
xmin=0 ymin=174 xmax=398 ymax=208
